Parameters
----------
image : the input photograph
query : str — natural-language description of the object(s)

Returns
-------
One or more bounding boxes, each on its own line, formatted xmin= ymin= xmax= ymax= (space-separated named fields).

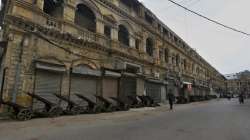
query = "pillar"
xmin=63 ymin=4 xmax=76 ymax=23
xmin=111 ymin=26 xmax=118 ymax=41
xmin=36 ymin=0 xmax=44 ymax=10
xmin=96 ymin=19 xmax=105 ymax=35
xmin=129 ymin=36 xmax=136 ymax=48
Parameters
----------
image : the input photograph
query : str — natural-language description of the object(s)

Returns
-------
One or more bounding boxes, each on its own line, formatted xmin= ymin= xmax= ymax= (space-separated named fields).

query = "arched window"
xmin=135 ymin=39 xmax=140 ymax=50
xmin=75 ymin=4 xmax=96 ymax=32
xmin=104 ymin=25 xmax=111 ymax=39
xmin=159 ymin=48 xmax=164 ymax=61
xmin=0 ymin=0 xmax=7 ymax=27
xmin=164 ymin=48 xmax=169 ymax=63
xmin=176 ymin=54 xmax=180 ymax=66
xmin=118 ymin=25 xmax=129 ymax=46
xmin=146 ymin=38 xmax=154 ymax=56
xmin=192 ymin=63 xmax=195 ymax=73
xmin=184 ymin=59 xmax=187 ymax=70
xmin=172 ymin=54 xmax=175 ymax=65
xmin=43 ymin=0 xmax=64 ymax=18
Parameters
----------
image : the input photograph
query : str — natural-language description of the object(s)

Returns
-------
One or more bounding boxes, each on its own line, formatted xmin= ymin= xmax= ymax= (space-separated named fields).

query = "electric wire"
xmin=31 ymin=30 xmax=106 ymax=62
xmin=166 ymin=0 xmax=201 ymax=10
xmin=167 ymin=0 xmax=250 ymax=36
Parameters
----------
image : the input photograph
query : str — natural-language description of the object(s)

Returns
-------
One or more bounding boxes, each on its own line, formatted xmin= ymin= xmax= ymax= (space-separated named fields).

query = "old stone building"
xmin=0 ymin=0 xmax=226 ymax=111
xmin=225 ymin=70 xmax=250 ymax=96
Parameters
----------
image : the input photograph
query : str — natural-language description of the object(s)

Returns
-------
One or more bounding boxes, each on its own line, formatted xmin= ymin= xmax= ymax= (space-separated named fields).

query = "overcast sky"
xmin=139 ymin=0 xmax=250 ymax=74
xmin=0 ymin=1 xmax=249 ymax=74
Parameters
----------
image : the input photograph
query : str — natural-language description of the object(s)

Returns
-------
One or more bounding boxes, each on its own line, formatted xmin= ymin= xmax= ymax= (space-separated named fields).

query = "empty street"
xmin=0 ymin=99 xmax=249 ymax=140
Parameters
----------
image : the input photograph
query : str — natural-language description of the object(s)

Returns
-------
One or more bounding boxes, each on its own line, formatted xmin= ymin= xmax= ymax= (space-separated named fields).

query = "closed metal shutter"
xmin=201 ymin=88 xmax=206 ymax=96
xmin=120 ymin=77 xmax=136 ymax=101
xmin=70 ymin=75 xmax=97 ymax=106
xmin=102 ymin=77 xmax=118 ymax=98
xmin=34 ymin=70 xmax=62 ymax=110
xmin=136 ymin=78 xmax=145 ymax=96
xmin=161 ymin=85 xmax=167 ymax=102
xmin=146 ymin=82 xmax=161 ymax=103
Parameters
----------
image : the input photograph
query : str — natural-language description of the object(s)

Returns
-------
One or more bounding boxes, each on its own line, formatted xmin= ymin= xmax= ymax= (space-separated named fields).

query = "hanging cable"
xmin=31 ymin=30 xmax=106 ymax=61
xmin=167 ymin=0 xmax=250 ymax=36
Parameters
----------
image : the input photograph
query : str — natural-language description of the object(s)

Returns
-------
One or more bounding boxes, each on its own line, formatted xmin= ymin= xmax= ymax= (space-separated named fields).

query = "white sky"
xmin=0 ymin=1 xmax=249 ymax=74
xmin=139 ymin=0 xmax=250 ymax=74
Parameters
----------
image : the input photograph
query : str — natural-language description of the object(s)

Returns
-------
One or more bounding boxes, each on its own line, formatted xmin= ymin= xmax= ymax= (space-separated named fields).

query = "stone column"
xmin=136 ymin=78 xmax=145 ymax=96
xmin=96 ymin=19 xmax=104 ymax=34
xmin=112 ymin=0 xmax=119 ymax=6
xmin=63 ymin=4 xmax=76 ymax=23
xmin=129 ymin=36 xmax=136 ymax=48
xmin=111 ymin=26 xmax=118 ymax=41
xmin=154 ymin=46 xmax=159 ymax=59
xmin=154 ymin=40 xmax=161 ymax=65
xmin=36 ymin=0 xmax=44 ymax=10
xmin=142 ymin=34 xmax=147 ymax=53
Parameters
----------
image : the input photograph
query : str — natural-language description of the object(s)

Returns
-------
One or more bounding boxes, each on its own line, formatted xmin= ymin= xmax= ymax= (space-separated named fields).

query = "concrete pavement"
xmin=0 ymin=99 xmax=249 ymax=140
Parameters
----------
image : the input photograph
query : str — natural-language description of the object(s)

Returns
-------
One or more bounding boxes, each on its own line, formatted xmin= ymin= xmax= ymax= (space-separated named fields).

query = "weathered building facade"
xmin=0 ymin=0 xmax=226 ymax=110
xmin=225 ymin=70 xmax=250 ymax=96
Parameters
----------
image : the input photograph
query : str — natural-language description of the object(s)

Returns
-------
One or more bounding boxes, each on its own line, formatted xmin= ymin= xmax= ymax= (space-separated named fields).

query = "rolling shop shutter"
xmin=102 ymin=71 xmax=121 ymax=98
xmin=70 ymin=75 xmax=98 ymax=106
xmin=69 ymin=65 xmax=101 ymax=105
xmin=103 ymin=77 xmax=118 ymax=98
xmin=34 ymin=69 xmax=63 ymax=110
xmin=120 ymin=76 xmax=137 ymax=102
xmin=145 ymin=81 xmax=162 ymax=103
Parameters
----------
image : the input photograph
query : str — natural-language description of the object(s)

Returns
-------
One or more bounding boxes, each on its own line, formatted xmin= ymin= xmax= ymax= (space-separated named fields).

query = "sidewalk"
xmin=0 ymin=113 xmax=11 ymax=122
xmin=0 ymin=99 xmax=221 ymax=140
xmin=0 ymin=99 xmax=218 ymax=124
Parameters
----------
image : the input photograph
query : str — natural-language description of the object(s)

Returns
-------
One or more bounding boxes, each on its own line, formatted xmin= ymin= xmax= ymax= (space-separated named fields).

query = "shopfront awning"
xmin=147 ymin=78 xmax=168 ymax=85
xmin=36 ymin=62 xmax=66 ymax=72
xmin=123 ymin=72 xmax=137 ymax=77
xmin=105 ymin=70 xmax=121 ymax=78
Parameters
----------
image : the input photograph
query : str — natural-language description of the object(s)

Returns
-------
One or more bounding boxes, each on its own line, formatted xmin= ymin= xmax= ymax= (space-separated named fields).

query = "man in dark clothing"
xmin=239 ymin=93 xmax=244 ymax=104
xmin=227 ymin=94 xmax=231 ymax=100
xmin=168 ymin=90 xmax=174 ymax=110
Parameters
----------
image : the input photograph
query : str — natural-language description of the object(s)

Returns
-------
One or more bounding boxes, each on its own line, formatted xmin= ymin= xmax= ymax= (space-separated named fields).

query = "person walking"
xmin=168 ymin=90 xmax=174 ymax=110
xmin=227 ymin=94 xmax=231 ymax=101
xmin=239 ymin=93 xmax=244 ymax=104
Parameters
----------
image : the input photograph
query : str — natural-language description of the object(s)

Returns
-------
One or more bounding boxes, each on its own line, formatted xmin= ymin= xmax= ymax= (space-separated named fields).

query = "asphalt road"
xmin=0 ymin=99 xmax=250 ymax=140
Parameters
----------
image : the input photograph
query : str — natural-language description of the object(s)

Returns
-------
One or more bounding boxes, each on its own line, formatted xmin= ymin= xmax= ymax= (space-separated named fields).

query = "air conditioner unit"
xmin=154 ymin=72 xmax=160 ymax=78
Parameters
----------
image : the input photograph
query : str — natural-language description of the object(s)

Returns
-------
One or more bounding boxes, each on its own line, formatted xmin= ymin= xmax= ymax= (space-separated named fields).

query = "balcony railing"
xmin=74 ymin=27 xmax=143 ymax=61
xmin=77 ymin=27 xmax=96 ymax=42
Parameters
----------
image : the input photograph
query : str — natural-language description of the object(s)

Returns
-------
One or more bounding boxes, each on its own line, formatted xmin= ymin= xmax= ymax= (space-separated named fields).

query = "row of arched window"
xmin=117 ymin=1 xmax=207 ymax=75
xmin=42 ymin=0 xmax=157 ymax=57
